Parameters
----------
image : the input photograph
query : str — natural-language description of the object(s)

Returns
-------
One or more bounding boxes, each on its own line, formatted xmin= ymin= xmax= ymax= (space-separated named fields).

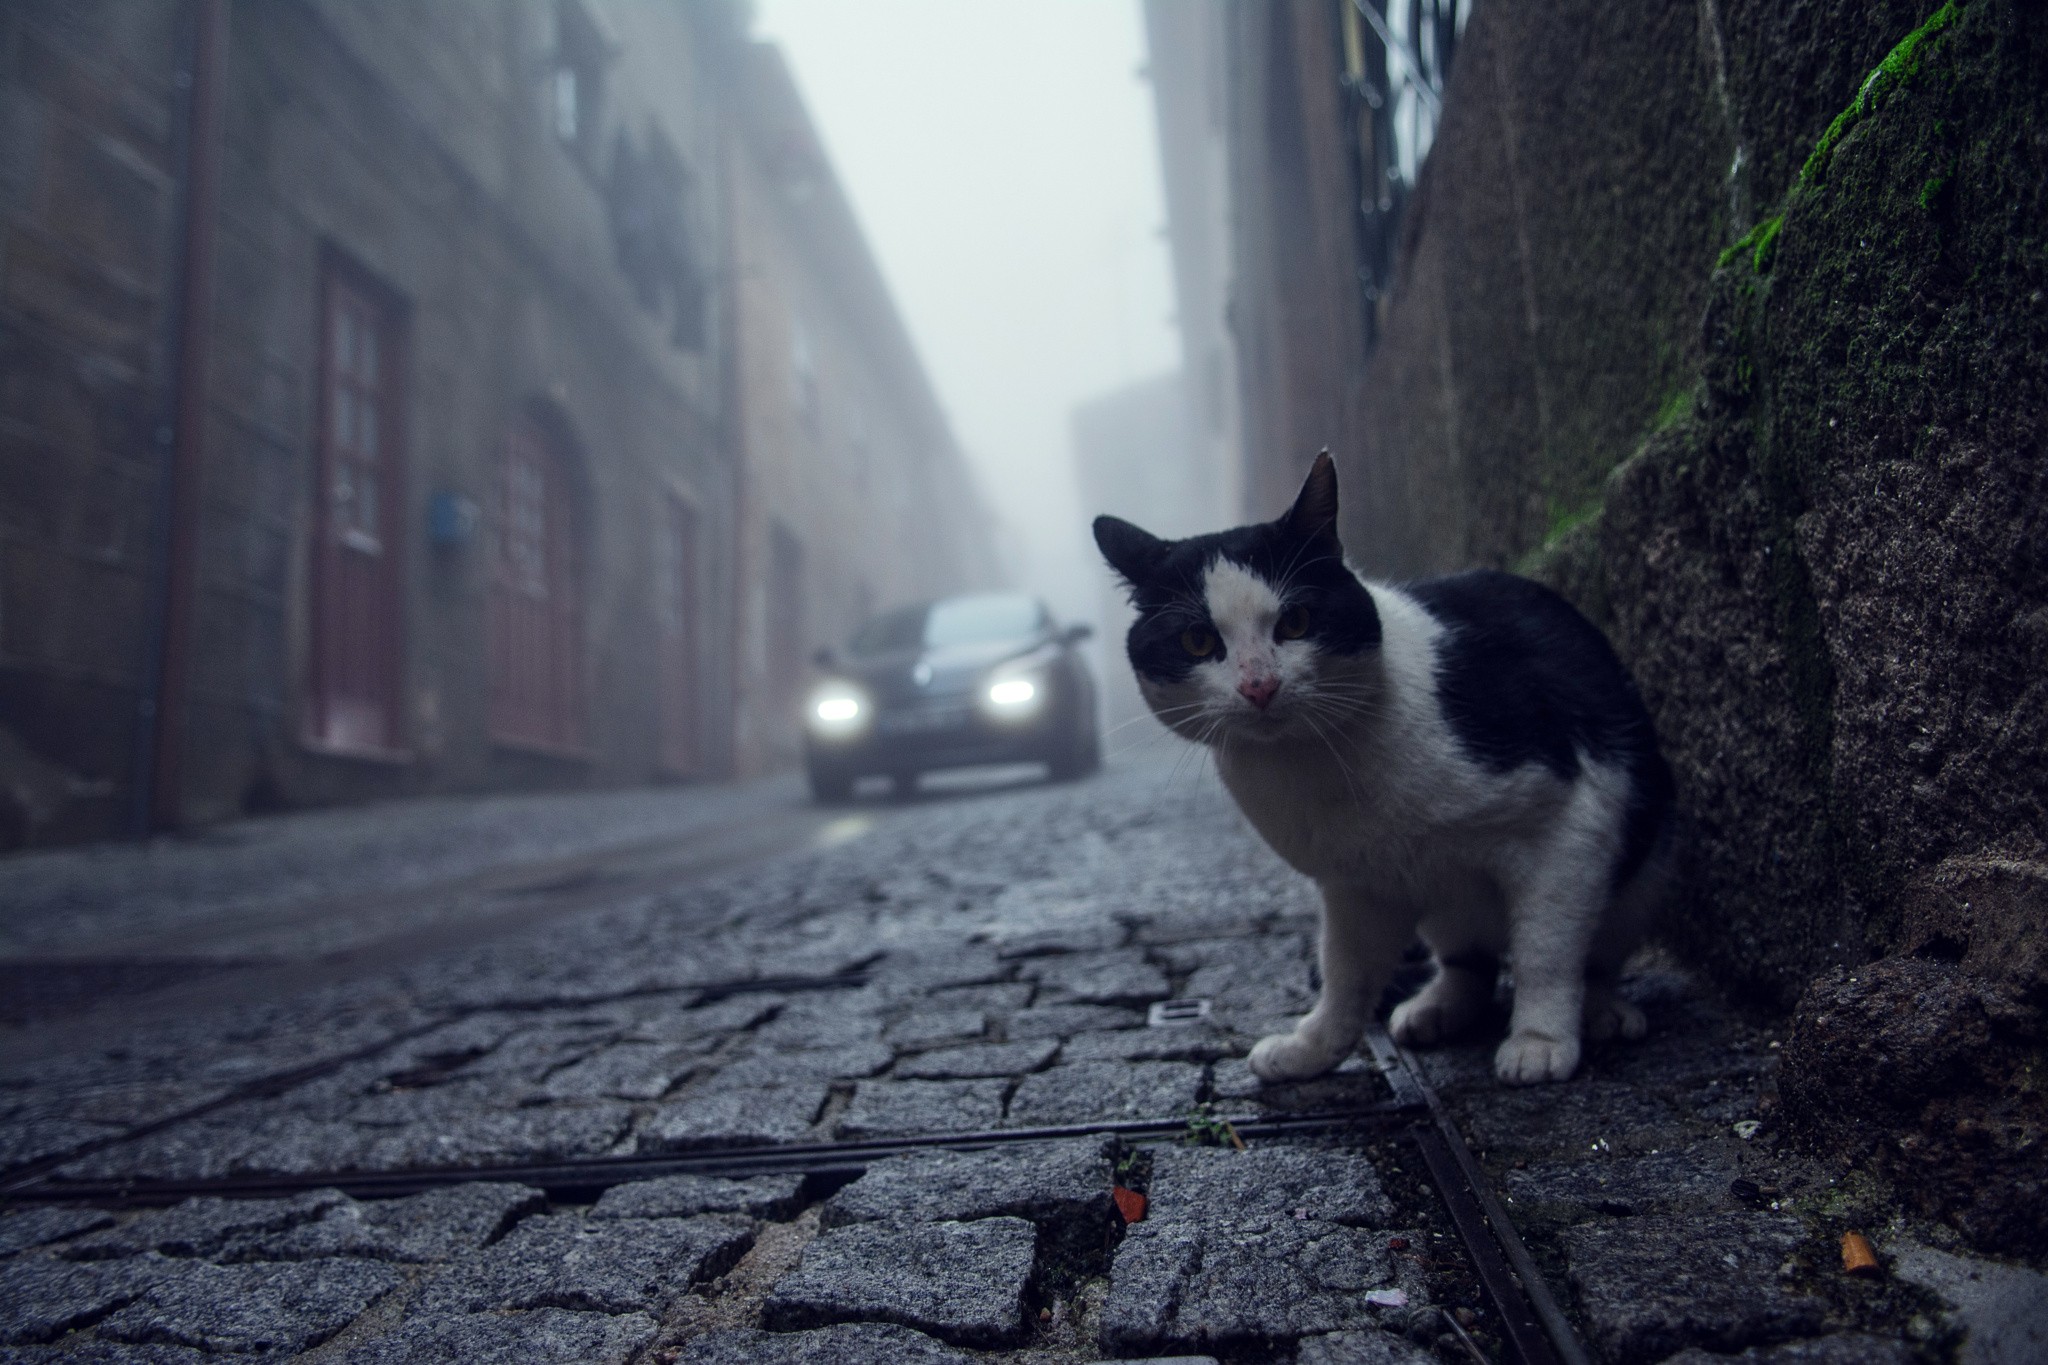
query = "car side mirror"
xmin=812 ymin=646 xmax=835 ymax=669
xmin=1062 ymin=623 xmax=1094 ymax=645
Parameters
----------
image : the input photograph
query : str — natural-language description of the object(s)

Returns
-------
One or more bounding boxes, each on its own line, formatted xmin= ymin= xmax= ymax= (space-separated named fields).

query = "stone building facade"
xmin=0 ymin=0 xmax=991 ymax=844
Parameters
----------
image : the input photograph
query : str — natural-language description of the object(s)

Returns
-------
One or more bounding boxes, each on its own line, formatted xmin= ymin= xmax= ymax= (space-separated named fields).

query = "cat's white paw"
xmin=1248 ymin=1031 xmax=1345 ymax=1082
xmin=1390 ymin=992 xmax=1481 ymax=1047
xmin=1583 ymin=995 xmax=1648 ymax=1043
xmin=1494 ymin=1031 xmax=1581 ymax=1084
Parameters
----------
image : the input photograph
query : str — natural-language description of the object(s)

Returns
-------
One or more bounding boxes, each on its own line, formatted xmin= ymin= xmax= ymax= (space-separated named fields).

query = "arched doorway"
xmin=489 ymin=412 xmax=585 ymax=753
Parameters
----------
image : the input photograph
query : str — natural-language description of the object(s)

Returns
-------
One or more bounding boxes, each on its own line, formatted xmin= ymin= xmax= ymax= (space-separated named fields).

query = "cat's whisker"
xmin=1102 ymin=706 xmax=1199 ymax=742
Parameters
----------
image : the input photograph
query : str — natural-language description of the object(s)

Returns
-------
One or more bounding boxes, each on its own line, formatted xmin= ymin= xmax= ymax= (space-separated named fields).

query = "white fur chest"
xmin=1216 ymin=743 xmax=1403 ymax=880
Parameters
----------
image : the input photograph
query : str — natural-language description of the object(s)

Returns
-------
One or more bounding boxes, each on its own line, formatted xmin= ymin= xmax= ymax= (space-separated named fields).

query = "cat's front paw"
xmin=1494 ymin=1031 xmax=1581 ymax=1084
xmin=1248 ymin=1031 xmax=1345 ymax=1082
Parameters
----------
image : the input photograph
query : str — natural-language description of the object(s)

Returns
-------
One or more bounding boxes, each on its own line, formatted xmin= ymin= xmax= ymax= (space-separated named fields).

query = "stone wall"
xmin=0 ymin=3 xmax=187 ymax=846
xmin=1331 ymin=0 xmax=2046 ymax=1250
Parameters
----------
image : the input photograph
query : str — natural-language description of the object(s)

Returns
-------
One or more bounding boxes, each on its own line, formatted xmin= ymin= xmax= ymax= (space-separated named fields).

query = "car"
xmin=802 ymin=592 xmax=1100 ymax=803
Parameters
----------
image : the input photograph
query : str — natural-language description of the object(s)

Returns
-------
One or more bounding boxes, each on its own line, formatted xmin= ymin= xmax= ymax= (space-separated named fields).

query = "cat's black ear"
xmin=1093 ymin=515 xmax=1169 ymax=587
xmin=1279 ymin=448 xmax=1342 ymax=547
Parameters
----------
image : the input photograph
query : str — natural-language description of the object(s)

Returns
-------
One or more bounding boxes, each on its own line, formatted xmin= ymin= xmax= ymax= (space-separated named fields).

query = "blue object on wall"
xmin=428 ymin=491 xmax=480 ymax=547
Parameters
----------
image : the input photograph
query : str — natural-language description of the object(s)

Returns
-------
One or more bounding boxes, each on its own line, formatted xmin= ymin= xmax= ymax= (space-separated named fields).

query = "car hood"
xmin=833 ymin=638 xmax=1044 ymax=706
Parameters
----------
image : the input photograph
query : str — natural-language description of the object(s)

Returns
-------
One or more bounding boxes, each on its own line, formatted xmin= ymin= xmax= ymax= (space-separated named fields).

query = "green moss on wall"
xmin=1801 ymin=0 xmax=1964 ymax=185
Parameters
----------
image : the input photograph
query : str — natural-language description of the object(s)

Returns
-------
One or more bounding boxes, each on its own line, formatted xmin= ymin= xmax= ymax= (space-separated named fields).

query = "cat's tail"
xmin=1598 ymin=803 xmax=1684 ymax=973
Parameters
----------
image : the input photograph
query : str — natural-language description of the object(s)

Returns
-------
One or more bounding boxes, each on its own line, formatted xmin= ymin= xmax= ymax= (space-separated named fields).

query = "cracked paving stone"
xmin=763 ymin=1216 xmax=1037 ymax=1348
xmin=1024 ymin=949 xmax=1171 ymax=1006
xmin=640 ymin=1082 xmax=831 ymax=1150
xmin=981 ymin=917 xmax=1126 ymax=959
xmin=0 ymin=1254 xmax=159 ymax=1345
xmin=1061 ymin=1025 xmax=1233 ymax=1064
xmin=1501 ymin=1146 xmax=1739 ymax=1222
xmin=54 ymin=1114 xmax=271 ymax=1183
xmin=1005 ymin=1061 xmax=1204 ymax=1127
xmin=1099 ymin=1146 xmax=1413 ymax=1356
xmin=883 ymin=1009 xmax=989 ymax=1050
xmin=0 ymin=1207 xmax=115 ymax=1257
xmin=1004 ymin=1005 xmax=1146 ymax=1041
xmin=678 ymin=1322 xmax=974 ymax=1364
xmin=1100 ymin=1218 xmax=1424 ymax=1355
xmin=866 ymin=945 xmax=1006 ymax=998
xmin=893 ymin=1039 xmax=1059 ymax=1079
xmin=591 ymin=1172 xmax=805 ymax=1221
xmin=625 ymin=993 xmax=783 ymax=1043
xmin=0 ymin=1342 xmax=214 ymax=1363
xmin=94 ymin=1255 xmax=403 ymax=1355
xmin=835 ymin=1079 xmax=1008 ymax=1139
xmin=332 ymin=1307 xmax=659 ymax=1364
xmin=928 ymin=982 xmax=1035 ymax=1013
xmin=748 ymin=995 xmax=884 ymax=1049
xmin=1890 ymin=1241 xmax=2048 ymax=1365
xmin=1295 ymin=1329 xmax=1440 ymax=1363
xmin=712 ymin=1042 xmax=895 ymax=1084
xmin=357 ymin=1101 xmax=635 ymax=1170
xmin=1657 ymin=1336 xmax=1918 ymax=1365
xmin=1209 ymin=1058 xmax=1388 ymax=1112
xmin=1144 ymin=1146 xmax=1396 ymax=1228
xmin=63 ymin=1191 xmax=349 ymax=1261
xmin=0 ymin=1118 xmax=125 ymax=1170
xmin=1455 ymin=1080 xmax=1689 ymax=1159
xmin=1559 ymin=1212 xmax=1828 ymax=1362
xmin=536 ymin=1042 xmax=704 ymax=1100
xmin=413 ymin=1213 xmax=753 ymax=1315
xmin=822 ymin=1138 xmax=1113 ymax=1259
xmin=218 ymin=1183 xmax=546 ymax=1263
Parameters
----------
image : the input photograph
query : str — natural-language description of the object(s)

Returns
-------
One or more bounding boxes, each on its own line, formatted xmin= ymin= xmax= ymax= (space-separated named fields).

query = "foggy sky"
xmin=752 ymin=0 xmax=1179 ymax=631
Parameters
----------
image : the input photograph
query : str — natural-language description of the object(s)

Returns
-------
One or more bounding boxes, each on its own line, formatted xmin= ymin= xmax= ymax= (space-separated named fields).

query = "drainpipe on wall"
xmin=139 ymin=0 xmax=228 ymax=834
xmin=717 ymin=97 xmax=753 ymax=781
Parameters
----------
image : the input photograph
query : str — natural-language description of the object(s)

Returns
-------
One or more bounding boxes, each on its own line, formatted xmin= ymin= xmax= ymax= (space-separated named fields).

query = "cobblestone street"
xmin=2 ymin=760 xmax=2041 ymax=1363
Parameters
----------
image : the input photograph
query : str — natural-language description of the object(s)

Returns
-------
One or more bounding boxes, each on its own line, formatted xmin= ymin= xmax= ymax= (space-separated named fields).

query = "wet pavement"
xmin=2 ymin=758 xmax=2041 ymax=1362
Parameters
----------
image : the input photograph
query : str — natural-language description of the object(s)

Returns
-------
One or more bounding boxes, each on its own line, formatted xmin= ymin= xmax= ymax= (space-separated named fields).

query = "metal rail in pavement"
xmin=5 ymin=1017 xmax=1591 ymax=1365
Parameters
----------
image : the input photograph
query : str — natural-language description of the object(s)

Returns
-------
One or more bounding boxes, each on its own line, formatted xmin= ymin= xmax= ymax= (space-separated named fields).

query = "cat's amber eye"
xmin=1276 ymin=605 xmax=1311 ymax=640
xmin=1181 ymin=626 xmax=1218 ymax=658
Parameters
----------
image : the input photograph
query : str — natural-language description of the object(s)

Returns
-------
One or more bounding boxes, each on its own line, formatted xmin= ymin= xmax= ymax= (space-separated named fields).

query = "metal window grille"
xmin=1339 ymin=0 xmax=1469 ymax=349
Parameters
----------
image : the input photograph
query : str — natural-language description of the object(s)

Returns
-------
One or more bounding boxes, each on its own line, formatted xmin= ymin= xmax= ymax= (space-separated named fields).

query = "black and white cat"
xmin=1094 ymin=452 xmax=1675 ymax=1084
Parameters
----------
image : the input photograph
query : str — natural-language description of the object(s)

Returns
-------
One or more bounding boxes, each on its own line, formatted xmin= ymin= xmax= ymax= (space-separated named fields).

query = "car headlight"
xmin=988 ymin=679 xmax=1036 ymax=706
xmin=807 ymin=683 xmax=871 ymax=737
xmin=982 ymin=669 xmax=1047 ymax=720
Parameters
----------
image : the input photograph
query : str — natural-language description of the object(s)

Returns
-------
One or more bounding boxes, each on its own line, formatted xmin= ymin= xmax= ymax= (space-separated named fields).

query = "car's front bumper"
xmin=804 ymin=694 xmax=1066 ymax=777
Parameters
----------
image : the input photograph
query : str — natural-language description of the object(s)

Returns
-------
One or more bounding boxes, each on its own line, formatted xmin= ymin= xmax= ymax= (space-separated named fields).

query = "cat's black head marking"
xmin=1092 ymin=452 xmax=1380 ymax=686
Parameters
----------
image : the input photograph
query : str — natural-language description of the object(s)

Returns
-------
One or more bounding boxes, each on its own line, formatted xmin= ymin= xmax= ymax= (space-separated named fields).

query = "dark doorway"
xmin=489 ymin=413 xmax=585 ymax=754
xmin=307 ymin=256 xmax=407 ymax=756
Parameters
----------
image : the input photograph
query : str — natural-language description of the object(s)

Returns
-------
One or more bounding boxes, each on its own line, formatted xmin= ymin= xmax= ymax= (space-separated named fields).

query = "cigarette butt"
xmin=1841 ymin=1231 xmax=1882 ymax=1276
xmin=1223 ymin=1120 xmax=1247 ymax=1152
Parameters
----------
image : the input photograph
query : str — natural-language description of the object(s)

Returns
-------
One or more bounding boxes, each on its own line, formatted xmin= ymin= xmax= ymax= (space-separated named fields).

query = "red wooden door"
xmin=658 ymin=494 xmax=699 ymax=774
xmin=308 ymin=267 xmax=405 ymax=754
xmin=489 ymin=417 xmax=585 ymax=752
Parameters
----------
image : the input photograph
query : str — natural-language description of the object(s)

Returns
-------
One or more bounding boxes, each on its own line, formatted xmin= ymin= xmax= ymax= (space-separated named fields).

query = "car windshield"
xmin=846 ymin=594 xmax=1045 ymax=657
xmin=923 ymin=594 xmax=1045 ymax=647
xmin=846 ymin=604 xmax=929 ymax=657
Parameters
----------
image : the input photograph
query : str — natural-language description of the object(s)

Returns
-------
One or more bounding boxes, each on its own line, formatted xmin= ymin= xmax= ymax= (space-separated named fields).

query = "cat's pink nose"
xmin=1238 ymin=675 xmax=1280 ymax=710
